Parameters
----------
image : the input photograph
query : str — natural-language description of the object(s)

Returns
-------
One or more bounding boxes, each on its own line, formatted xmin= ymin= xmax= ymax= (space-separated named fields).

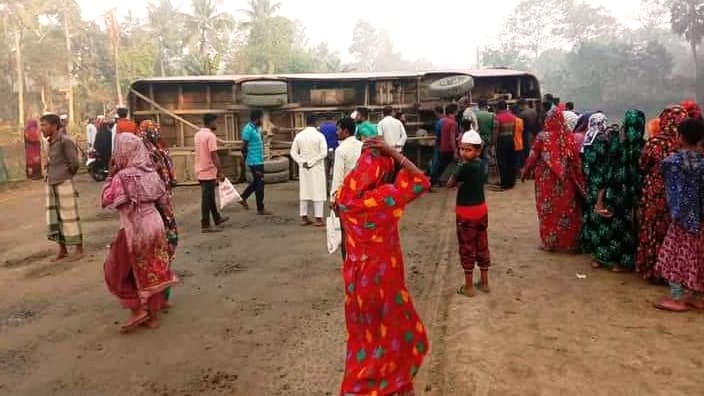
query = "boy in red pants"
xmin=448 ymin=130 xmax=490 ymax=297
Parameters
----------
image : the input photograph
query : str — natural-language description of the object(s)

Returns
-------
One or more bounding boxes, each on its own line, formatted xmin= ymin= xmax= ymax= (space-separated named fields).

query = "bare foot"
xmin=314 ymin=218 xmax=325 ymax=227
xmin=591 ymin=261 xmax=601 ymax=269
xmin=51 ymin=253 xmax=68 ymax=262
xmin=654 ymin=298 xmax=689 ymax=312
xmin=300 ymin=217 xmax=313 ymax=226
xmin=611 ymin=265 xmax=629 ymax=273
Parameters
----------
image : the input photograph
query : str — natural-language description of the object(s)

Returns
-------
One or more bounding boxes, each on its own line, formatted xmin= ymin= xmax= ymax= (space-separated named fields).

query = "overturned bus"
xmin=127 ymin=69 xmax=541 ymax=184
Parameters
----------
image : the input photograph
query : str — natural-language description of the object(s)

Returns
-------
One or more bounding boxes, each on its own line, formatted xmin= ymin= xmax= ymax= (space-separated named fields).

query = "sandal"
xmin=653 ymin=298 xmax=690 ymax=312
xmin=456 ymin=285 xmax=475 ymax=298
xmin=474 ymin=280 xmax=490 ymax=293
xmin=120 ymin=311 xmax=150 ymax=333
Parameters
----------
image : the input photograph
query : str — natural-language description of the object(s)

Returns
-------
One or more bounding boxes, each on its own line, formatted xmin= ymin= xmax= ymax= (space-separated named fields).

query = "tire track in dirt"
xmin=411 ymin=191 xmax=456 ymax=396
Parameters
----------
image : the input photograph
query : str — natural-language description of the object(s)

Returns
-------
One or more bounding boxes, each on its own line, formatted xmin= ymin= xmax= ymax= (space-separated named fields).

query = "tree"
xmin=184 ymin=0 xmax=234 ymax=75
xmin=555 ymin=1 xmax=618 ymax=45
xmin=0 ymin=1 xmax=39 ymax=128
xmin=240 ymin=0 xmax=280 ymax=29
xmin=147 ymin=0 xmax=185 ymax=76
xmin=670 ymin=0 xmax=704 ymax=100
xmin=348 ymin=20 xmax=423 ymax=72
xmin=640 ymin=0 xmax=670 ymax=30
xmin=104 ymin=9 xmax=122 ymax=104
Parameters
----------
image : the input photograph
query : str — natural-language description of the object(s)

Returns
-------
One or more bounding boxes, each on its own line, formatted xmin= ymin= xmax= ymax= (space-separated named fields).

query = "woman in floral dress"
xmin=581 ymin=110 xmax=645 ymax=271
xmin=636 ymin=105 xmax=686 ymax=280
xmin=336 ymin=138 xmax=430 ymax=396
xmin=102 ymin=133 xmax=178 ymax=332
xmin=522 ymin=108 xmax=586 ymax=252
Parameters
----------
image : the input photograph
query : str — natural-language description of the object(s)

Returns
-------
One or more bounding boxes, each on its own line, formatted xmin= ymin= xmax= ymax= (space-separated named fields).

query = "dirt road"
xmin=1 ymin=177 xmax=702 ymax=396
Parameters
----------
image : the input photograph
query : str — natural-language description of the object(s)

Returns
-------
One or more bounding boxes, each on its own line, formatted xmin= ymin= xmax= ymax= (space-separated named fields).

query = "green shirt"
xmin=454 ymin=160 xmax=486 ymax=206
xmin=476 ymin=111 xmax=495 ymax=145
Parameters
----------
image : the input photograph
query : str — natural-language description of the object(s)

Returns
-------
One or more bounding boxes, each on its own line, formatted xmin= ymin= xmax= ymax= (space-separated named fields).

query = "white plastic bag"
xmin=218 ymin=177 xmax=241 ymax=210
xmin=326 ymin=211 xmax=342 ymax=254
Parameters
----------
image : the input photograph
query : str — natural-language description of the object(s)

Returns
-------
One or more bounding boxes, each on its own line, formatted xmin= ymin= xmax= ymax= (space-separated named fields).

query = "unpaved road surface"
xmin=1 ymin=177 xmax=702 ymax=396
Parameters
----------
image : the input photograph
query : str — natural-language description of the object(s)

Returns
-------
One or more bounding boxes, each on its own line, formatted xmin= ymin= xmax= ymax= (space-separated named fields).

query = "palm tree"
xmin=147 ymin=0 xmax=184 ymax=76
xmin=183 ymin=0 xmax=234 ymax=75
xmin=240 ymin=0 xmax=280 ymax=30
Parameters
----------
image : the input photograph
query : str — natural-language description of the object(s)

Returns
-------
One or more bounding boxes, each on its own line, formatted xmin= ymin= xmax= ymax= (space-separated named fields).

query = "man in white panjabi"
xmin=290 ymin=115 xmax=329 ymax=227
xmin=377 ymin=106 xmax=408 ymax=153
xmin=330 ymin=117 xmax=363 ymax=203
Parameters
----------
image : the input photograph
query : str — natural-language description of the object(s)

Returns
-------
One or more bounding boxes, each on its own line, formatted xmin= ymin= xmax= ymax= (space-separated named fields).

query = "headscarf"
xmin=543 ymin=108 xmax=577 ymax=178
xmin=681 ymin=99 xmax=702 ymax=120
xmin=563 ymin=110 xmax=579 ymax=132
xmin=621 ymin=109 xmax=646 ymax=205
xmin=658 ymin=104 xmax=686 ymax=136
xmin=573 ymin=111 xmax=594 ymax=135
xmin=24 ymin=119 xmax=40 ymax=143
xmin=139 ymin=119 xmax=161 ymax=146
xmin=581 ymin=113 xmax=609 ymax=151
xmin=113 ymin=132 xmax=154 ymax=171
xmin=662 ymin=149 xmax=704 ymax=233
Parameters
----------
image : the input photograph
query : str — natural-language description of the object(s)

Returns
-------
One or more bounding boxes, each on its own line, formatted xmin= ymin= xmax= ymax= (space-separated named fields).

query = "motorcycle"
xmin=86 ymin=149 xmax=109 ymax=182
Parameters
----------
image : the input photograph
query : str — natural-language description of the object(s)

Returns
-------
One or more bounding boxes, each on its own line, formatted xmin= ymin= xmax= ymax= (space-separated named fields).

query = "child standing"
xmin=448 ymin=130 xmax=490 ymax=297
xmin=654 ymin=118 xmax=704 ymax=312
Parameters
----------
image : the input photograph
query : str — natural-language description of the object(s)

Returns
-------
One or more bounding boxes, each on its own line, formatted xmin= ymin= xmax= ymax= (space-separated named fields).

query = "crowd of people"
xmin=33 ymin=90 xmax=704 ymax=394
xmin=519 ymin=97 xmax=704 ymax=313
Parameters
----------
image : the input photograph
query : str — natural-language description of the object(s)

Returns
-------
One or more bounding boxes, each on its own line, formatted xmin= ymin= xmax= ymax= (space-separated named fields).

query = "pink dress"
xmin=102 ymin=135 xmax=178 ymax=312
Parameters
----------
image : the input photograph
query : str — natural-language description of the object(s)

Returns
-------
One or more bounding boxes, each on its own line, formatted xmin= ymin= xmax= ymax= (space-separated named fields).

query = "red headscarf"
xmin=680 ymin=99 xmax=702 ymax=120
xmin=659 ymin=104 xmax=686 ymax=136
xmin=24 ymin=119 xmax=40 ymax=143
xmin=543 ymin=108 xmax=576 ymax=178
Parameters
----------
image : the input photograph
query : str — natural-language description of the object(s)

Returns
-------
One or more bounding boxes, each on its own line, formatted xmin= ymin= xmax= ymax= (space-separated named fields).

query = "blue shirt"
xmin=241 ymin=122 xmax=264 ymax=166
xmin=320 ymin=122 xmax=338 ymax=150
xmin=433 ymin=118 xmax=444 ymax=142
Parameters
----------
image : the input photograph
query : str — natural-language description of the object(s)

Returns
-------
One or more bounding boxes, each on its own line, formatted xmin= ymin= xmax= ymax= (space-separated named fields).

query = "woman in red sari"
xmin=24 ymin=119 xmax=42 ymax=180
xmin=336 ymin=137 xmax=430 ymax=396
xmin=102 ymin=133 xmax=178 ymax=332
xmin=522 ymin=107 xmax=586 ymax=252
xmin=636 ymin=105 xmax=686 ymax=280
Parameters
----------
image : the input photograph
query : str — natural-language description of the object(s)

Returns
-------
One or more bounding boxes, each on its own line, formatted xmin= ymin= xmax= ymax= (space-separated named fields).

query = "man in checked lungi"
xmin=41 ymin=113 xmax=84 ymax=261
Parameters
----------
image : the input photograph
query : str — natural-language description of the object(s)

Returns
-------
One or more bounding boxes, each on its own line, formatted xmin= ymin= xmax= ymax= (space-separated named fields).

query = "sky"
xmin=77 ymin=0 xmax=643 ymax=68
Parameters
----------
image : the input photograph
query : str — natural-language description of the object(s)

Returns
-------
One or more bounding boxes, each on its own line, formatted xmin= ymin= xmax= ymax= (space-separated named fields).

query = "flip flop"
xmin=653 ymin=298 xmax=690 ymax=312
xmin=120 ymin=312 xmax=150 ymax=333
xmin=66 ymin=252 xmax=85 ymax=262
xmin=474 ymin=280 xmax=490 ymax=293
xmin=314 ymin=222 xmax=325 ymax=227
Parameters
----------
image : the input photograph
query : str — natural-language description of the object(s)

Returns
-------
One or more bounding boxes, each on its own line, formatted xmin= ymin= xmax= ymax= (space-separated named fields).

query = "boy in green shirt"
xmin=447 ymin=130 xmax=491 ymax=297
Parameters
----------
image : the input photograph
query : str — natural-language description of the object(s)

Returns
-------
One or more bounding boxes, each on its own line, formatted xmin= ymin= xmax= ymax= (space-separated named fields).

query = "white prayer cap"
xmin=97 ymin=115 xmax=105 ymax=120
xmin=350 ymin=110 xmax=358 ymax=119
xmin=461 ymin=130 xmax=482 ymax=145
xmin=60 ymin=114 xmax=68 ymax=120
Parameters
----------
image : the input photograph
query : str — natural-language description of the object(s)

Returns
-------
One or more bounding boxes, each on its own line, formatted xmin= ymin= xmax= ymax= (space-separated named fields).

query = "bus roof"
xmin=131 ymin=69 xmax=537 ymax=85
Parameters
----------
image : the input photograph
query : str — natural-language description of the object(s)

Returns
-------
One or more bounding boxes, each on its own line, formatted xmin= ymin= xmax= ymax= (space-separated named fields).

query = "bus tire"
xmin=241 ymin=81 xmax=288 ymax=95
xmin=242 ymin=93 xmax=288 ymax=107
xmin=245 ymin=169 xmax=290 ymax=184
xmin=429 ymin=75 xmax=474 ymax=98
xmin=262 ymin=156 xmax=289 ymax=173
